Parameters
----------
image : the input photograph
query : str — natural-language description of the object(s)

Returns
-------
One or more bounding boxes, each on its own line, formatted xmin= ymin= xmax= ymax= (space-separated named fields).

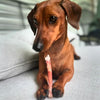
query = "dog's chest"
xmin=50 ymin=55 xmax=64 ymax=79
xmin=52 ymin=64 xmax=61 ymax=79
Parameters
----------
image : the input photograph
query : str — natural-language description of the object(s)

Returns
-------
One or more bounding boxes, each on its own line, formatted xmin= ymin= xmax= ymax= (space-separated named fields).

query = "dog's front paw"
xmin=52 ymin=85 xmax=64 ymax=98
xmin=36 ymin=87 xmax=48 ymax=100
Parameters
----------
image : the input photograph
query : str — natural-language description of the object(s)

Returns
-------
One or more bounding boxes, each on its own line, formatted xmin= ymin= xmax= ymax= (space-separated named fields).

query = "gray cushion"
xmin=5 ymin=28 xmax=35 ymax=45
xmin=0 ymin=29 xmax=38 ymax=80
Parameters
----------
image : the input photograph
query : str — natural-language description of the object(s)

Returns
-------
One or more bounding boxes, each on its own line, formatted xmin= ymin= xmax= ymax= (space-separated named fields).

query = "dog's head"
xmin=27 ymin=0 xmax=81 ymax=52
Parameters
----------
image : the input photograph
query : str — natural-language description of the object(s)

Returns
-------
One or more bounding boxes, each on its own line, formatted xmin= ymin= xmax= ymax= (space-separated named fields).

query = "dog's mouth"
xmin=33 ymin=34 xmax=56 ymax=52
xmin=33 ymin=40 xmax=53 ymax=52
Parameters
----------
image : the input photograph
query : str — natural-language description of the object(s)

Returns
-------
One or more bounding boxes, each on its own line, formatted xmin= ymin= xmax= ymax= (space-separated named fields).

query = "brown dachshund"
xmin=27 ymin=0 xmax=81 ymax=100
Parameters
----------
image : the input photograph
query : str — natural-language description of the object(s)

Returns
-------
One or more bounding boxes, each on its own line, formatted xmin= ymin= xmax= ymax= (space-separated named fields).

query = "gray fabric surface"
xmin=4 ymin=28 xmax=35 ymax=45
xmin=0 ymin=29 xmax=38 ymax=80
xmin=0 ymin=46 xmax=100 ymax=100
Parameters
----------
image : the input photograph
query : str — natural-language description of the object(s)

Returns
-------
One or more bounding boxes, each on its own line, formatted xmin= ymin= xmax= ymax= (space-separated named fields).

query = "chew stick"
xmin=45 ymin=55 xmax=53 ymax=98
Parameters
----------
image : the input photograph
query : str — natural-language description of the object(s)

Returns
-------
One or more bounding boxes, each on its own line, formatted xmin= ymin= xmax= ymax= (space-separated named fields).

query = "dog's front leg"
xmin=36 ymin=54 xmax=49 ymax=100
xmin=36 ymin=72 xmax=48 ymax=100
xmin=52 ymin=68 xmax=74 ymax=98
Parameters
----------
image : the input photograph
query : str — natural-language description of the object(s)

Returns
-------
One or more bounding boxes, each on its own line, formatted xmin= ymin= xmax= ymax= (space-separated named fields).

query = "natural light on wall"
xmin=0 ymin=0 xmax=100 ymax=45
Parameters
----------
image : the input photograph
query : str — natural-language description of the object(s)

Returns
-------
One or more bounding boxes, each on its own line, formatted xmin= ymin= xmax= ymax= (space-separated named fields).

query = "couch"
xmin=0 ymin=28 xmax=99 ymax=100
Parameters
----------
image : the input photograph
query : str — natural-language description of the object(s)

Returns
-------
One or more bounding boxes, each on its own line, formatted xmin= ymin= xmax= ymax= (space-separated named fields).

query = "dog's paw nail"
xmin=52 ymin=88 xmax=63 ymax=98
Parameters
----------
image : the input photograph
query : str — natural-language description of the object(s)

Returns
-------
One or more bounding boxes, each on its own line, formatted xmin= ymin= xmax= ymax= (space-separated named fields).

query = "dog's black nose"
xmin=33 ymin=41 xmax=43 ymax=52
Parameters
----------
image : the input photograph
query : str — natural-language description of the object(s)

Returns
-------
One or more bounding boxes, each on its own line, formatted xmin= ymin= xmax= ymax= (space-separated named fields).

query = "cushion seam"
xmin=0 ymin=59 xmax=38 ymax=73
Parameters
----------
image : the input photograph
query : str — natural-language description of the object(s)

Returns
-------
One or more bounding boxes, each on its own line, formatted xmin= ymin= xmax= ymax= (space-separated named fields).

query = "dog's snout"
xmin=33 ymin=41 xmax=43 ymax=52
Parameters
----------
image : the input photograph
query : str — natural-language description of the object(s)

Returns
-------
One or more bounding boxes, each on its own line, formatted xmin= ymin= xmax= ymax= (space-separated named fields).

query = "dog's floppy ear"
xmin=60 ymin=0 xmax=81 ymax=29
xmin=27 ymin=5 xmax=37 ymax=35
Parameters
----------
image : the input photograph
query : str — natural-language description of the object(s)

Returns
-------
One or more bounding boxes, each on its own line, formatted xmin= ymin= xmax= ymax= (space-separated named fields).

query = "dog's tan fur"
xmin=28 ymin=0 xmax=81 ymax=99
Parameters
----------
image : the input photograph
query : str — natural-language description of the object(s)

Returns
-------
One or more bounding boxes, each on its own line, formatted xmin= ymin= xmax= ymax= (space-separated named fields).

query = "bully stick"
xmin=45 ymin=55 xmax=53 ymax=98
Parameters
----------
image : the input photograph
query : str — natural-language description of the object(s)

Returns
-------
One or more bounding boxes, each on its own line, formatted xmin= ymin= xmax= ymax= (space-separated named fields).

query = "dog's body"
xmin=28 ymin=0 xmax=81 ymax=99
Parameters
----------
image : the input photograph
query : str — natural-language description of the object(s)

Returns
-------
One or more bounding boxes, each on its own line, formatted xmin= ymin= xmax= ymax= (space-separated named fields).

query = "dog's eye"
xmin=33 ymin=18 xmax=38 ymax=25
xmin=49 ymin=16 xmax=57 ymax=24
